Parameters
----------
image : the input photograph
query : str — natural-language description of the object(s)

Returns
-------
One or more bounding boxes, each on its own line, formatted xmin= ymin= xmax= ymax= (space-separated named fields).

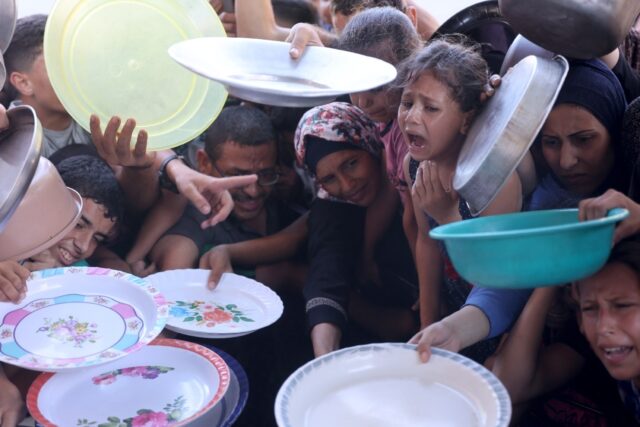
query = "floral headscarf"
xmin=294 ymin=102 xmax=384 ymax=199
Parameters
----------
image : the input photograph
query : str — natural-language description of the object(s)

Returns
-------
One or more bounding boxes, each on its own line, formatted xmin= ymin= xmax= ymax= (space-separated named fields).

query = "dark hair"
xmin=337 ymin=6 xmax=420 ymax=65
xmin=2 ymin=14 xmax=47 ymax=100
xmin=56 ymin=155 xmax=125 ymax=226
xmin=204 ymin=105 xmax=277 ymax=162
xmin=269 ymin=107 xmax=308 ymax=167
xmin=608 ymin=237 xmax=640 ymax=277
xmin=272 ymin=0 xmax=319 ymax=26
xmin=396 ymin=35 xmax=489 ymax=113
xmin=331 ymin=0 xmax=405 ymax=15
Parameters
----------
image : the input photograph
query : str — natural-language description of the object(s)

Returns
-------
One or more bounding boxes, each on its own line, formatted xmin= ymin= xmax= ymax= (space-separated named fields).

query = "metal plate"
xmin=0 ymin=0 xmax=16 ymax=53
xmin=0 ymin=54 xmax=6 ymax=90
xmin=499 ymin=0 xmax=640 ymax=59
xmin=454 ymin=55 xmax=569 ymax=215
xmin=169 ymin=37 xmax=397 ymax=107
xmin=500 ymin=34 xmax=554 ymax=76
xmin=0 ymin=105 xmax=43 ymax=232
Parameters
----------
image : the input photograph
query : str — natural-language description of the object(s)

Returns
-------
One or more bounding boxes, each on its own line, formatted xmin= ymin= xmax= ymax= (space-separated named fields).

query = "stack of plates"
xmin=27 ymin=339 xmax=232 ymax=427
xmin=0 ymin=267 xmax=250 ymax=426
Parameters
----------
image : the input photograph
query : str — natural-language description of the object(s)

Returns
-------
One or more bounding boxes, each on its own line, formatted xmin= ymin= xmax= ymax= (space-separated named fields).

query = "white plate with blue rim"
xmin=275 ymin=343 xmax=511 ymax=427
xmin=147 ymin=269 xmax=283 ymax=339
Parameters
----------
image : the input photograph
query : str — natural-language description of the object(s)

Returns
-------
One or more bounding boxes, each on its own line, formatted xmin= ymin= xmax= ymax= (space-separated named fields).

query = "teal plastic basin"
xmin=429 ymin=208 xmax=629 ymax=288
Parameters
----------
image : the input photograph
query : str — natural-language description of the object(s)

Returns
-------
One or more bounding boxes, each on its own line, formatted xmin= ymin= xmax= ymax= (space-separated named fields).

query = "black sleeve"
xmin=165 ymin=204 xmax=214 ymax=251
xmin=612 ymin=49 xmax=640 ymax=102
xmin=304 ymin=198 xmax=365 ymax=331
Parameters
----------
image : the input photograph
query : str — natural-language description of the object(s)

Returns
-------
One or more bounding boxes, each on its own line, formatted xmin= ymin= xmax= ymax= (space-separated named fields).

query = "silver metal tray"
xmin=0 ymin=0 xmax=16 ymax=53
xmin=169 ymin=37 xmax=398 ymax=107
xmin=454 ymin=55 xmax=569 ymax=215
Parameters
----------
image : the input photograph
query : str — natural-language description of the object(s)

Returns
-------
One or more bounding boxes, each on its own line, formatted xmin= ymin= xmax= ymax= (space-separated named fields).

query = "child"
xmin=575 ymin=238 xmax=640 ymax=424
xmin=399 ymin=36 xmax=522 ymax=358
xmin=337 ymin=7 xmax=422 ymax=280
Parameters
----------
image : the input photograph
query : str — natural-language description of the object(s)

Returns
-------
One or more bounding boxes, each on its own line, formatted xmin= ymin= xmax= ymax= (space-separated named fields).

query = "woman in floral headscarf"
xmin=201 ymin=102 xmax=419 ymax=357
xmin=293 ymin=102 xmax=419 ymax=357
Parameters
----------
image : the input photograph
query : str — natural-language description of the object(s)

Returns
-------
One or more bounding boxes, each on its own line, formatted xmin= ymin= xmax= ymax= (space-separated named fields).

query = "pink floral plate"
xmin=148 ymin=270 xmax=283 ymax=339
xmin=27 ymin=338 xmax=231 ymax=427
xmin=0 ymin=267 xmax=168 ymax=372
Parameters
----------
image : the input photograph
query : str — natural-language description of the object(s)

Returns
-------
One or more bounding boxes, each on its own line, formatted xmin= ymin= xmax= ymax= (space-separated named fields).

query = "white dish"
xmin=275 ymin=343 xmax=511 ymax=427
xmin=168 ymin=37 xmax=398 ymax=107
xmin=27 ymin=338 xmax=230 ymax=427
xmin=0 ymin=267 xmax=168 ymax=372
xmin=193 ymin=344 xmax=249 ymax=427
xmin=148 ymin=270 xmax=283 ymax=338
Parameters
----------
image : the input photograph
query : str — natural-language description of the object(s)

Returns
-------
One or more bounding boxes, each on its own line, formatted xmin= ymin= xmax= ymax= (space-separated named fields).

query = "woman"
xmin=202 ymin=102 xmax=419 ymax=357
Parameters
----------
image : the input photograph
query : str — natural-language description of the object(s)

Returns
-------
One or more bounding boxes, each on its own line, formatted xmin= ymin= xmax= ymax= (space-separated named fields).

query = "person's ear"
xmin=9 ymin=71 xmax=34 ymax=97
xmin=405 ymin=5 xmax=418 ymax=30
xmin=196 ymin=148 xmax=215 ymax=176
xmin=460 ymin=110 xmax=476 ymax=135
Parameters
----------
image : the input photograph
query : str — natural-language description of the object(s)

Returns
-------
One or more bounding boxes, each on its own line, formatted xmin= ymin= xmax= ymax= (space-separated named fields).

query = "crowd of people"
xmin=1 ymin=0 xmax=640 ymax=426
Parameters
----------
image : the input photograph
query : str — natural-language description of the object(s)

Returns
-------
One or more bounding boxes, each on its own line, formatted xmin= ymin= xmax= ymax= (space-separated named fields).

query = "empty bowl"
xmin=0 ymin=157 xmax=82 ymax=261
xmin=0 ymin=105 xmax=43 ymax=233
xmin=429 ymin=208 xmax=629 ymax=288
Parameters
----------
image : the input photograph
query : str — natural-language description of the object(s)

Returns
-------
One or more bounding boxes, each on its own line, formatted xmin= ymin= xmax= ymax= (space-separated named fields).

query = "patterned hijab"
xmin=295 ymin=102 xmax=383 ymax=171
xmin=294 ymin=102 xmax=384 ymax=199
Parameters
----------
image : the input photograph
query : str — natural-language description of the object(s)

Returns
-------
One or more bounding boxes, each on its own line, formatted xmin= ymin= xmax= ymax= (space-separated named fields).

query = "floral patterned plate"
xmin=27 ymin=338 xmax=231 ymax=427
xmin=193 ymin=344 xmax=249 ymax=427
xmin=148 ymin=270 xmax=283 ymax=339
xmin=275 ymin=343 xmax=512 ymax=427
xmin=0 ymin=267 xmax=168 ymax=372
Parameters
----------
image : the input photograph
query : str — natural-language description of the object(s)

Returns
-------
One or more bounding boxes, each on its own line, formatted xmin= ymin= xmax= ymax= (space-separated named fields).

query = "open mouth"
xmin=601 ymin=346 xmax=633 ymax=364
xmin=58 ymin=247 xmax=77 ymax=266
xmin=406 ymin=133 xmax=426 ymax=149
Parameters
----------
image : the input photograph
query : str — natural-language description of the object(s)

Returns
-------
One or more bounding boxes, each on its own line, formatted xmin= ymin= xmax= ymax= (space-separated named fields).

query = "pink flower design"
xmin=131 ymin=411 xmax=169 ymax=427
xmin=0 ymin=329 xmax=11 ymax=339
xmin=121 ymin=366 xmax=148 ymax=377
xmin=92 ymin=373 xmax=117 ymax=385
xmin=128 ymin=320 xmax=141 ymax=330
xmin=204 ymin=308 xmax=233 ymax=324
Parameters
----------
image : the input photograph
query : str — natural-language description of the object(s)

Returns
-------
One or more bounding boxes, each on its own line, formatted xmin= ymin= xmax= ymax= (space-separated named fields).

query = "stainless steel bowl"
xmin=0 ymin=0 xmax=17 ymax=53
xmin=0 ymin=105 xmax=43 ymax=233
xmin=499 ymin=0 xmax=640 ymax=59
xmin=454 ymin=55 xmax=569 ymax=215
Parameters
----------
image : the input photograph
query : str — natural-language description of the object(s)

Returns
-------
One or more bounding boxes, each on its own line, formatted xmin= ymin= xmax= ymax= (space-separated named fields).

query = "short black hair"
xmin=204 ymin=105 xmax=277 ymax=162
xmin=56 ymin=155 xmax=125 ymax=227
xmin=331 ymin=0 xmax=404 ymax=15
xmin=3 ymin=14 xmax=47 ymax=100
xmin=272 ymin=0 xmax=319 ymax=26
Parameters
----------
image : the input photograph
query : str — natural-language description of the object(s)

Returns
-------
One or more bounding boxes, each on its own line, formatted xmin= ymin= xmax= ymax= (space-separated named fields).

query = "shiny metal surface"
xmin=499 ymin=0 xmax=640 ymax=59
xmin=454 ymin=55 xmax=569 ymax=215
xmin=0 ymin=0 xmax=16 ymax=53
xmin=0 ymin=54 xmax=5 ymax=90
xmin=169 ymin=37 xmax=397 ymax=107
xmin=500 ymin=34 xmax=554 ymax=76
xmin=0 ymin=105 xmax=43 ymax=232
